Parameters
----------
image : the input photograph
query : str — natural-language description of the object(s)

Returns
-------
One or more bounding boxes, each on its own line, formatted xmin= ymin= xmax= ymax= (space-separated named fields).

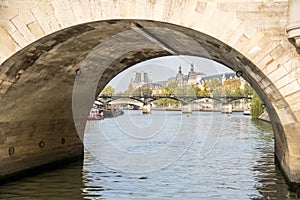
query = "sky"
xmin=109 ymin=55 xmax=233 ymax=93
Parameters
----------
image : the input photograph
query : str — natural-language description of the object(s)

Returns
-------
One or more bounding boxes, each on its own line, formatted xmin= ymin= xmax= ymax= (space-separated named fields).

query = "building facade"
xmin=175 ymin=64 xmax=206 ymax=86
xmin=130 ymin=71 xmax=151 ymax=89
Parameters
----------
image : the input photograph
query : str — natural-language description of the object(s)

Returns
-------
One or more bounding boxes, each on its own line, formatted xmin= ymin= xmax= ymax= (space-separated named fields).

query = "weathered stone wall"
xmin=0 ymin=0 xmax=300 ymax=183
xmin=0 ymin=0 xmax=291 ymax=65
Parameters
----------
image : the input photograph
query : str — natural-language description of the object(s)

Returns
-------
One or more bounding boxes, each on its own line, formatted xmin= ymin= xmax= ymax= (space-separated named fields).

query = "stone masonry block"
xmin=253 ymin=38 xmax=276 ymax=64
xmin=11 ymin=16 xmax=35 ymax=43
xmin=291 ymin=102 xmax=300 ymax=115
xmin=273 ymin=98 xmax=290 ymax=110
xmin=285 ymin=91 xmax=300 ymax=113
xmin=89 ymin=0 xmax=102 ymax=20
xmin=27 ymin=21 xmax=45 ymax=39
xmin=244 ymin=31 xmax=265 ymax=54
xmin=294 ymin=110 xmax=300 ymax=122
xmin=19 ymin=10 xmax=35 ymax=25
xmin=0 ymin=25 xmax=18 ymax=55
xmin=70 ymin=0 xmax=85 ymax=24
xmin=248 ymin=45 xmax=262 ymax=56
xmin=244 ymin=26 xmax=257 ymax=39
xmin=267 ymin=65 xmax=288 ymax=83
xmin=258 ymin=77 xmax=271 ymax=90
xmin=280 ymin=80 xmax=300 ymax=97
xmin=257 ymin=54 xmax=273 ymax=68
xmin=270 ymin=44 xmax=286 ymax=60
xmin=10 ymin=30 xmax=27 ymax=47
xmin=229 ymin=21 xmax=248 ymax=46
xmin=202 ymin=1 xmax=217 ymax=20
xmin=46 ymin=15 xmax=60 ymax=31
xmin=277 ymin=108 xmax=296 ymax=125
xmin=0 ymin=20 xmax=16 ymax=34
xmin=0 ymin=80 xmax=12 ymax=94
xmin=38 ymin=3 xmax=55 ymax=17
xmin=31 ymin=7 xmax=52 ymax=34
xmin=235 ymin=35 xmax=251 ymax=54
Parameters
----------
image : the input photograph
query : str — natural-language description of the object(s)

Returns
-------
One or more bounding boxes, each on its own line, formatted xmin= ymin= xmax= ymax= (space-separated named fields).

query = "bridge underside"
xmin=0 ymin=20 xmax=299 ymax=184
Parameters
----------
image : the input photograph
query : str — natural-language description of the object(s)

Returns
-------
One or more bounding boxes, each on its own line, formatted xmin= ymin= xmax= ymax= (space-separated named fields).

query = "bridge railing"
xmin=97 ymin=94 xmax=252 ymax=100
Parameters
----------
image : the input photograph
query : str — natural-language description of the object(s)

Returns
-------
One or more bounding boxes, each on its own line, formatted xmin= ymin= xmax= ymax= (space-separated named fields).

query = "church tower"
xmin=187 ymin=63 xmax=197 ymax=85
xmin=175 ymin=65 xmax=185 ymax=86
xmin=221 ymin=73 xmax=226 ymax=84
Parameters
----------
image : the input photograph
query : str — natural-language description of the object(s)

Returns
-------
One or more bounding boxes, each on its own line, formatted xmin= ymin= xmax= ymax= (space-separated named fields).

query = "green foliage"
xmin=194 ymin=83 xmax=209 ymax=96
xmin=125 ymin=83 xmax=135 ymax=95
xmin=155 ymin=82 xmax=179 ymax=106
xmin=166 ymin=81 xmax=177 ymax=93
xmin=198 ymin=89 xmax=209 ymax=96
xmin=137 ymin=87 xmax=153 ymax=96
xmin=223 ymin=78 xmax=241 ymax=95
xmin=185 ymin=85 xmax=197 ymax=95
xmin=206 ymin=78 xmax=223 ymax=95
xmin=100 ymin=85 xmax=115 ymax=95
xmin=125 ymin=85 xmax=153 ymax=96
xmin=250 ymin=92 xmax=264 ymax=118
xmin=155 ymin=97 xmax=178 ymax=106
xmin=244 ymin=83 xmax=254 ymax=97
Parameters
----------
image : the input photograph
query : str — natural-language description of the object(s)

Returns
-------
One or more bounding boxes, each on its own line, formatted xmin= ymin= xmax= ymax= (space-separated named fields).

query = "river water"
xmin=0 ymin=110 xmax=297 ymax=199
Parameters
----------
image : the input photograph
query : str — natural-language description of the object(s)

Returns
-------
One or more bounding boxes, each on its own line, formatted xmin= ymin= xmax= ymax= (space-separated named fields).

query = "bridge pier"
xmin=142 ymin=105 xmax=151 ymax=114
xmin=181 ymin=105 xmax=192 ymax=114
xmin=273 ymin=121 xmax=300 ymax=185
xmin=221 ymin=104 xmax=233 ymax=114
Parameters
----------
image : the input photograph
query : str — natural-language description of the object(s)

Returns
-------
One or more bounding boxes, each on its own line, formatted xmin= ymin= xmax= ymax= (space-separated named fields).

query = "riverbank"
xmin=151 ymin=107 xmax=244 ymax=112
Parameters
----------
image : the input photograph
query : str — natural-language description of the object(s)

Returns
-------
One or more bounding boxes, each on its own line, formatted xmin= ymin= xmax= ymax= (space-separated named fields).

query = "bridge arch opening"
xmin=0 ymin=19 xmax=298 ymax=184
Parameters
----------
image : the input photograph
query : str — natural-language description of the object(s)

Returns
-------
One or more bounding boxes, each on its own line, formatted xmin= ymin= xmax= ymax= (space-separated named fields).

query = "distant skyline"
xmin=109 ymin=55 xmax=233 ymax=92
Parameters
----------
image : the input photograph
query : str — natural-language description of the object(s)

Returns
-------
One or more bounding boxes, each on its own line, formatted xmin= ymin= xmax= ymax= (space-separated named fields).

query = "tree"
xmin=125 ymin=83 xmax=135 ymax=95
xmin=185 ymin=85 xmax=197 ymax=95
xmin=244 ymin=83 xmax=254 ymax=97
xmin=154 ymin=81 xmax=180 ymax=106
xmin=197 ymin=82 xmax=209 ymax=96
xmin=165 ymin=81 xmax=178 ymax=94
xmin=223 ymin=78 xmax=241 ymax=95
xmin=136 ymin=87 xmax=153 ymax=96
xmin=250 ymin=92 xmax=264 ymax=118
xmin=155 ymin=86 xmax=178 ymax=106
xmin=206 ymin=78 xmax=222 ymax=95
xmin=100 ymin=85 xmax=115 ymax=95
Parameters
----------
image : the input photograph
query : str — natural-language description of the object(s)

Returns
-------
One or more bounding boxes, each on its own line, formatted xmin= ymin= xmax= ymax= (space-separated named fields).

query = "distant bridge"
xmin=97 ymin=94 xmax=252 ymax=106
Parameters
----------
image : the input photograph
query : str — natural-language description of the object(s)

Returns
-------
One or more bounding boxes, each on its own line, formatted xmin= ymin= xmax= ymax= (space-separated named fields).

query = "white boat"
xmin=243 ymin=110 xmax=251 ymax=115
xmin=88 ymin=108 xmax=104 ymax=120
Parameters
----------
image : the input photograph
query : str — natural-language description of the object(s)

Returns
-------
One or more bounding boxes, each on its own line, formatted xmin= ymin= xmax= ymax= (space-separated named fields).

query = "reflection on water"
xmin=0 ymin=111 xmax=297 ymax=199
xmin=0 ymin=162 xmax=83 ymax=200
xmin=251 ymin=119 xmax=297 ymax=200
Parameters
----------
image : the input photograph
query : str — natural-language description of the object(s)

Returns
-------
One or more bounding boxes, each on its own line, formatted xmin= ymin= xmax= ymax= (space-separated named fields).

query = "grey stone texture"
xmin=0 ymin=0 xmax=299 ymax=183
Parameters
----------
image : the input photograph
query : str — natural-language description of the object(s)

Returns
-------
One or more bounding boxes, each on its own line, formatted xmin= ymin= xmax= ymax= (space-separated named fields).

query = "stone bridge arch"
xmin=0 ymin=0 xmax=300 ymax=184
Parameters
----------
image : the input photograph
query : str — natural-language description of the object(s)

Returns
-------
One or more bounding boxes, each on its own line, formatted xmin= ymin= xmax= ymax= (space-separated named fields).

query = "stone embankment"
xmin=258 ymin=111 xmax=270 ymax=123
